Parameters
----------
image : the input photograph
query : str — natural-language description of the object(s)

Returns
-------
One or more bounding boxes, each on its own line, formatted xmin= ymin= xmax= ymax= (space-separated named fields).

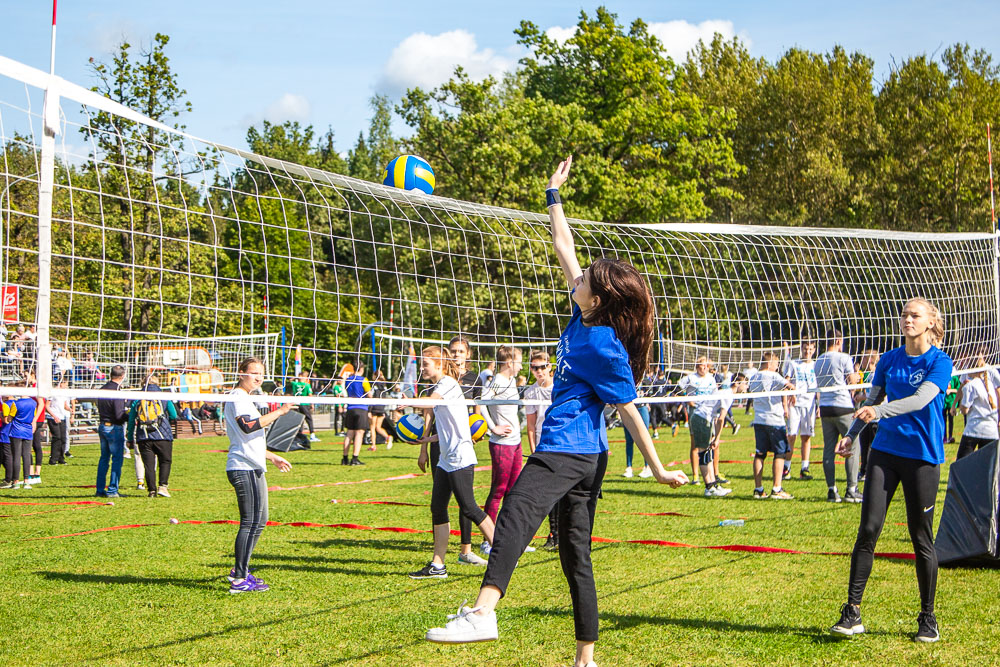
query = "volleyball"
xmin=469 ymin=413 xmax=488 ymax=441
xmin=382 ymin=155 xmax=435 ymax=195
xmin=395 ymin=413 xmax=425 ymax=444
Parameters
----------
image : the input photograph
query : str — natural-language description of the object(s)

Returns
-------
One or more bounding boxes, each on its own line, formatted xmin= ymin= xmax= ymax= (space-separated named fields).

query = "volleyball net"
xmin=1 ymin=53 xmax=998 ymax=407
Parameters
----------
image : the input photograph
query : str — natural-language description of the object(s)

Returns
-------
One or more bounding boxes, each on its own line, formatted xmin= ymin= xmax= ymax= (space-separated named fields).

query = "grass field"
xmin=1 ymin=413 xmax=995 ymax=666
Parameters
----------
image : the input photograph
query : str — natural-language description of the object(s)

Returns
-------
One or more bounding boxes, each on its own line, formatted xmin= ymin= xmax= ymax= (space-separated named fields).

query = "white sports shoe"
xmin=480 ymin=541 xmax=492 ymax=556
xmin=704 ymin=485 xmax=733 ymax=497
xmin=638 ymin=466 xmax=653 ymax=479
xmin=458 ymin=551 xmax=487 ymax=566
xmin=622 ymin=467 xmax=634 ymax=478
xmin=425 ymin=602 xmax=498 ymax=643
xmin=522 ymin=544 xmax=536 ymax=553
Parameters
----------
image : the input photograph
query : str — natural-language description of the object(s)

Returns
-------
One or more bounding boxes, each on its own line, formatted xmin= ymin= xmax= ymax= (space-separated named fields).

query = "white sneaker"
xmin=124 ymin=449 xmax=132 ymax=459
xmin=480 ymin=541 xmax=492 ymax=556
xmin=622 ymin=467 xmax=633 ymax=478
xmin=638 ymin=466 xmax=653 ymax=479
xmin=458 ymin=551 xmax=488 ymax=566
xmin=309 ymin=434 xmax=321 ymax=442
xmin=523 ymin=544 xmax=536 ymax=553
xmin=425 ymin=602 xmax=498 ymax=643
xmin=705 ymin=485 xmax=733 ymax=497
xmin=157 ymin=485 xmax=171 ymax=498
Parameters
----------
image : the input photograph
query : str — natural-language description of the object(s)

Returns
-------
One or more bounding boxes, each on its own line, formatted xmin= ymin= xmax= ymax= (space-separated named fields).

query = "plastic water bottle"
xmin=718 ymin=519 xmax=744 ymax=527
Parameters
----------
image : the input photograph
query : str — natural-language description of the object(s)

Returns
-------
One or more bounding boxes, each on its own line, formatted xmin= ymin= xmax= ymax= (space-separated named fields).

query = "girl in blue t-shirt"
xmin=425 ymin=157 xmax=689 ymax=665
xmin=830 ymin=298 xmax=951 ymax=643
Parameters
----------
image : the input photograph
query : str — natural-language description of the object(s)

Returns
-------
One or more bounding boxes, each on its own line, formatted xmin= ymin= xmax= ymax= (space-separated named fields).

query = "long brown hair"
xmin=583 ymin=258 xmax=655 ymax=384
xmin=422 ymin=345 xmax=461 ymax=380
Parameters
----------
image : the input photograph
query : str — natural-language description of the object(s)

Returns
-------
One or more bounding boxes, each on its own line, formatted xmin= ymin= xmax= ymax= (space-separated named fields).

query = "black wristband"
xmin=545 ymin=188 xmax=561 ymax=208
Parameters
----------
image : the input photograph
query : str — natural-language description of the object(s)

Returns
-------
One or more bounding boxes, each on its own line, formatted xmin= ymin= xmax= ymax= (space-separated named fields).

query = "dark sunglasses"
xmin=530 ymin=364 xmax=549 ymax=371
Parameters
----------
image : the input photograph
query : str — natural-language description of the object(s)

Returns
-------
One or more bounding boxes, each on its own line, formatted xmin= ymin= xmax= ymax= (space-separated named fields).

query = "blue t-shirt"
xmin=537 ymin=302 xmax=638 ymax=454
xmin=10 ymin=397 xmax=37 ymax=440
xmin=345 ymin=374 xmax=370 ymax=411
xmin=870 ymin=345 xmax=952 ymax=464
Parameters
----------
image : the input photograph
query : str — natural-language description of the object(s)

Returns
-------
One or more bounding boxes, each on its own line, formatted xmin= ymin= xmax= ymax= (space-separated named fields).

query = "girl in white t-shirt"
xmin=409 ymin=346 xmax=496 ymax=580
xmin=523 ymin=350 xmax=557 ymax=548
xmin=480 ymin=346 xmax=524 ymax=534
xmin=957 ymin=357 xmax=999 ymax=460
xmin=224 ymin=357 xmax=292 ymax=594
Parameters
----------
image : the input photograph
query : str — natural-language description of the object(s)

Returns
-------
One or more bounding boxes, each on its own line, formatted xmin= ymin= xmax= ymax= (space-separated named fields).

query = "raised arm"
xmin=546 ymin=156 xmax=583 ymax=290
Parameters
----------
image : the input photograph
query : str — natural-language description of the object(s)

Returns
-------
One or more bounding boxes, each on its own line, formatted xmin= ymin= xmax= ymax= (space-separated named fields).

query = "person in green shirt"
xmin=943 ymin=374 xmax=960 ymax=444
xmin=287 ymin=372 xmax=319 ymax=442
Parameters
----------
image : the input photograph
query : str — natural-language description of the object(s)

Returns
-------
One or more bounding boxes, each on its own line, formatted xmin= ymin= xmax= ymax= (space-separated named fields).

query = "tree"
xmin=400 ymin=7 xmax=740 ymax=223
xmin=348 ymin=95 xmax=399 ymax=181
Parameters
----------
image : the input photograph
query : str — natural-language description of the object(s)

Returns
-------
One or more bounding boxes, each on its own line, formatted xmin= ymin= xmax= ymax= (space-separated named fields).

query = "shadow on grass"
xmin=36 ymin=571 xmax=219 ymax=590
xmin=87 ymin=578 xmax=456 ymax=660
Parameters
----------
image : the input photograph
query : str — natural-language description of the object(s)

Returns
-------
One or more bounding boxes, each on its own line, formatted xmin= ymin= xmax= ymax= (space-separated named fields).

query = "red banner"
xmin=1 ymin=285 xmax=16 ymax=323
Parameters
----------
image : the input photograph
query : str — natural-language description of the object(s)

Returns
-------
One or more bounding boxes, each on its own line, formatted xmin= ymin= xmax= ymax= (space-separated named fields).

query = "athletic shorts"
xmin=690 ymin=413 xmax=713 ymax=450
xmin=344 ymin=407 xmax=369 ymax=431
xmin=754 ymin=424 xmax=790 ymax=458
xmin=786 ymin=402 xmax=816 ymax=437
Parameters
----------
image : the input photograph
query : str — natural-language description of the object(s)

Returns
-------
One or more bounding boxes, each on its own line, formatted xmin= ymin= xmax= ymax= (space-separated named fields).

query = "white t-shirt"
xmin=48 ymin=396 xmax=71 ymax=421
xmin=960 ymin=377 xmax=999 ymax=440
xmin=814 ymin=351 xmax=855 ymax=409
xmin=785 ymin=358 xmax=817 ymax=408
xmin=679 ymin=372 xmax=718 ymax=421
xmin=523 ymin=381 xmax=553 ymax=441
xmin=710 ymin=387 xmax=735 ymax=421
xmin=481 ymin=373 xmax=521 ymax=446
xmin=433 ymin=375 xmax=477 ymax=472
xmin=749 ymin=370 xmax=787 ymax=426
xmin=225 ymin=388 xmax=267 ymax=472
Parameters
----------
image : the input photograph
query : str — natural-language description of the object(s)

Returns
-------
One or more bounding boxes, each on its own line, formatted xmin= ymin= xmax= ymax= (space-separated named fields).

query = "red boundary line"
xmin=25 ymin=519 xmax=915 ymax=560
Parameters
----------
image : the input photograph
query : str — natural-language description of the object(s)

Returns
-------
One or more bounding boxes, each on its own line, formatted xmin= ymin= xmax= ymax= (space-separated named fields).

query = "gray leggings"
xmin=227 ymin=469 xmax=269 ymax=580
xmin=821 ymin=414 xmax=860 ymax=488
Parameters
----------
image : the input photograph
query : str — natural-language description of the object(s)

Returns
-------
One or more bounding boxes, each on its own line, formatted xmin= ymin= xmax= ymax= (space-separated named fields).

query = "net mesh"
xmin=0 ymin=55 xmax=998 ymax=405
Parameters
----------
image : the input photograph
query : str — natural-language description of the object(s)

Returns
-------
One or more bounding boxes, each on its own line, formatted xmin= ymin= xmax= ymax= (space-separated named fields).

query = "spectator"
xmin=81 ymin=352 xmax=98 ymax=385
xmin=367 ymin=369 xmax=392 ymax=451
xmin=0 ymin=390 xmax=14 ymax=488
xmin=180 ymin=400 xmax=204 ymax=435
xmin=288 ymin=371 xmax=319 ymax=443
xmin=95 ymin=365 xmax=128 ymax=498
xmin=127 ymin=373 xmax=178 ymax=497
xmin=330 ymin=377 xmax=346 ymax=435
xmin=46 ymin=378 xmax=71 ymax=465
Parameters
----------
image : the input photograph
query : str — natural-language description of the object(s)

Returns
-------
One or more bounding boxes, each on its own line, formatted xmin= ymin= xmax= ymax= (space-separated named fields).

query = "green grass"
xmin=1 ymin=414 xmax=995 ymax=666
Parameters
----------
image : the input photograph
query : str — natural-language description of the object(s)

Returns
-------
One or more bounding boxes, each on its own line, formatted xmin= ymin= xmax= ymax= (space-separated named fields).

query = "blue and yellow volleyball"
xmin=469 ymin=413 xmax=488 ymax=442
xmin=396 ymin=413 xmax=425 ymax=444
xmin=382 ymin=155 xmax=435 ymax=195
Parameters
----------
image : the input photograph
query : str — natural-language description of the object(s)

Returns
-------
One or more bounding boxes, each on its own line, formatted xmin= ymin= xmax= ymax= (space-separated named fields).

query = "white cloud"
xmin=239 ymin=93 xmax=311 ymax=130
xmin=647 ymin=20 xmax=749 ymax=63
xmin=263 ymin=93 xmax=311 ymax=123
xmin=545 ymin=26 xmax=578 ymax=45
xmin=376 ymin=30 xmax=515 ymax=94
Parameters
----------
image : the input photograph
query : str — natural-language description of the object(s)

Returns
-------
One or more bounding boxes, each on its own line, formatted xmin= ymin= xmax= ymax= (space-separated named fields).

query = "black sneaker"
xmin=350 ymin=456 xmax=365 ymax=466
xmin=341 ymin=455 xmax=349 ymax=466
xmin=828 ymin=488 xmax=843 ymax=503
xmin=715 ymin=475 xmax=730 ymax=485
xmin=914 ymin=611 xmax=940 ymax=643
xmin=799 ymin=469 xmax=814 ymax=481
xmin=542 ymin=535 xmax=559 ymax=551
xmin=831 ymin=603 xmax=864 ymax=637
xmin=408 ymin=562 xmax=447 ymax=579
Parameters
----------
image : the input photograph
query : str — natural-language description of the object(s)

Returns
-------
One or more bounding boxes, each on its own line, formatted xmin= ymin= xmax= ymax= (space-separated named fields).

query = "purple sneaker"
xmin=227 ymin=567 xmax=256 ymax=583
xmin=229 ymin=575 xmax=269 ymax=594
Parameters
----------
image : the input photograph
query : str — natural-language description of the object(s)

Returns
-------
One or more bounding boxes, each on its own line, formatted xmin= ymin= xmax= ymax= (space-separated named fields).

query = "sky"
xmin=2 ymin=1 xmax=998 ymax=156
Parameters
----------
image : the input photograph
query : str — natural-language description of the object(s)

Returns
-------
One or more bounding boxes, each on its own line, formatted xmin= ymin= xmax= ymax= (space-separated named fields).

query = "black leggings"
xmin=431 ymin=464 xmax=488 ymax=526
xmin=1 ymin=440 xmax=13 ymax=483
xmin=956 ymin=435 xmax=997 ymax=460
xmin=858 ymin=423 xmax=877 ymax=475
xmin=32 ymin=426 xmax=44 ymax=466
xmin=11 ymin=436 xmax=30 ymax=480
xmin=300 ymin=404 xmax=314 ymax=433
xmin=139 ymin=439 xmax=173 ymax=489
xmin=943 ymin=407 xmax=954 ymax=439
xmin=848 ymin=448 xmax=939 ymax=612
xmin=431 ymin=441 xmax=471 ymax=544
xmin=648 ymin=404 xmax=667 ymax=430
xmin=482 ymin=451 xmax=607 ymax=642
xmin=227 ymin=469 xmax=269 ymax=580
